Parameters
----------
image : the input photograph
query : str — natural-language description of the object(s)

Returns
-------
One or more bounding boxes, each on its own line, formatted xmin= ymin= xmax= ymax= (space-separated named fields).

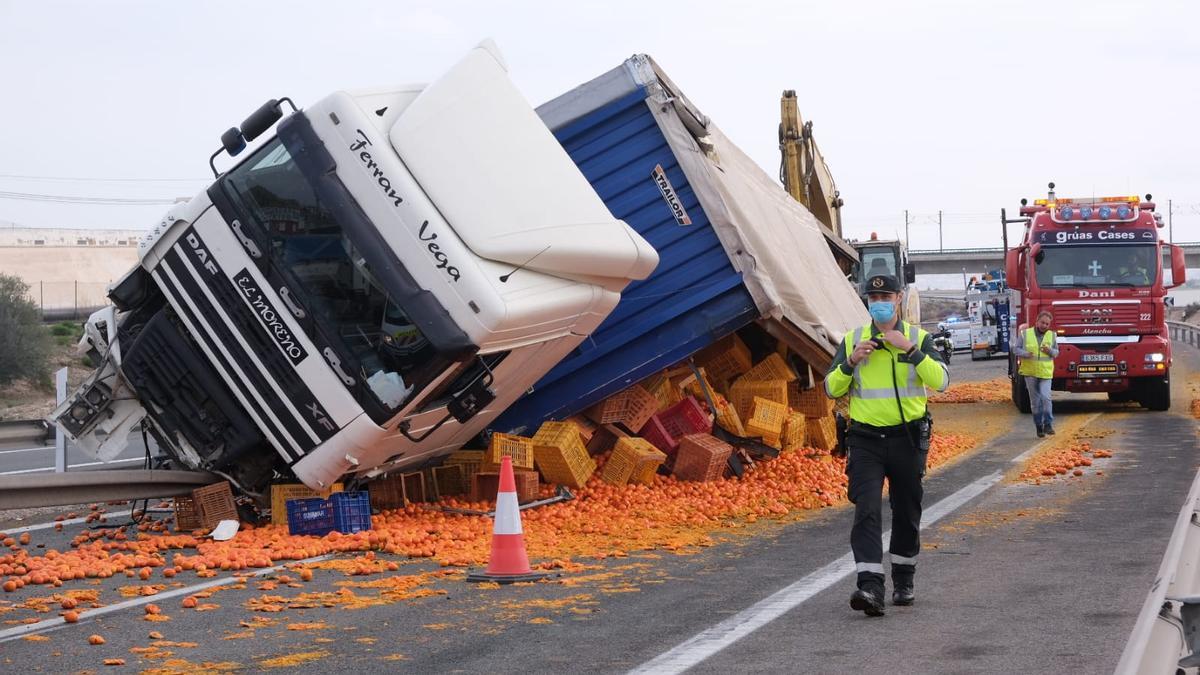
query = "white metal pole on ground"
xmin=54 ymin=367 xmax=67 ymax=473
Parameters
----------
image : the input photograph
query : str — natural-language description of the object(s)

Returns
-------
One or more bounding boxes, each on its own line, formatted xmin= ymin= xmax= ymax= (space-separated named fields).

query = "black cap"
xmin=864 ymin=274 xmax=902 ymax=293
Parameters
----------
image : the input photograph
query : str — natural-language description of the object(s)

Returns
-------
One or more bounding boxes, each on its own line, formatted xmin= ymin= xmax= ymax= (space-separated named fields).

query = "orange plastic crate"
xmin=532 ymin=421 xmax=597 ymax=488
xmin=173 ymin=495 xmax=201 ymax=532
xmin=729 ymin=379 xmax=788 ymax=425
xmin=673 ymin=433 xmax=733 ymax=482
xmin=585 ymin=385 xmax=659 ymax=432
xmin=782 ymin=412 xmax=808 ymax=450
xmin=470 ymin=470 xmax=539 ymax=503
xmin=696 ymin=333 xmax=753 ymax=386
xmin=431 ymin=464 xmax=466 ymax=498
xmin=486 ymin=433 xmax=535 ymax=470
xmin=743 ymin=353 xmax=797 ymax=382
xmin=566 ymin=415 xmax=598 ymax=443
xmin=790 ymin=381 xmax=835 ymax=417
xmin=806 ymin=415 xmax=838 ymax=451
xmin=745 ymin=397 xmax=788 ymax=448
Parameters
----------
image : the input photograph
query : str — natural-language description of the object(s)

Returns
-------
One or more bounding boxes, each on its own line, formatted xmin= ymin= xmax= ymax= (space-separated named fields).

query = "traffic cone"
xmin=467 ymin=455 xmax=549 ymax=584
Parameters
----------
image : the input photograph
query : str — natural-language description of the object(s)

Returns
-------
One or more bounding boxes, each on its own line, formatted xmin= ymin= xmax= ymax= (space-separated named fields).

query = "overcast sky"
xmin=2 ymin=0 xmax=1198 ymax=250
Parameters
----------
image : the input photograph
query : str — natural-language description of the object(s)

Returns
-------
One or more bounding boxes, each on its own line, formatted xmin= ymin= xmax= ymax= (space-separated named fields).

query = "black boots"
xmin=1045 ymin=423 xmax=1056 ymax=436
xmin=850 ymin=585 xmax=886 ymax=617
xmin=1036 ymin=424 xmax=1045 ymax=438
xmin=892 ymin=576 xmax=915 ymax=606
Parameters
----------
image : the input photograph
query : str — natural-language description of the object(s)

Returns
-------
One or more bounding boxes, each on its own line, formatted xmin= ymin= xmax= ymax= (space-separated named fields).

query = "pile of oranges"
xmin=0 ymin=433 xmax=976 ymax=593
xmin=929 ymin=377 xmax=1010 ymax=404
xmin=1018 ymin=441 xmax=1111 ymax=483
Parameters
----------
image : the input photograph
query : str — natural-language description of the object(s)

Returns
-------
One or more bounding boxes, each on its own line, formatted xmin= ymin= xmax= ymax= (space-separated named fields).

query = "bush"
xmin=50 ymin=322 xmax=75 ymax=336
xmin=0 ymin=274 xmax=50 ymax=386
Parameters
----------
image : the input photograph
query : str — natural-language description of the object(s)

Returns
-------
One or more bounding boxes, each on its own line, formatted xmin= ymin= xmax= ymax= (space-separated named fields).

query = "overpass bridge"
xmin=909 ymin=241 xmax=1200 ymax=275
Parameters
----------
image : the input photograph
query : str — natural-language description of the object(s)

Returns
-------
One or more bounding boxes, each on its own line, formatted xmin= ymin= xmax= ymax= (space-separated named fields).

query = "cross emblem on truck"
xmin=1088 ymin=260 xmax=1103 ymax=275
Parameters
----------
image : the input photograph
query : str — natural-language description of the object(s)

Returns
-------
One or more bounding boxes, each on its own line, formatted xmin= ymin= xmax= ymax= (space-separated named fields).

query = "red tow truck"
xmin=1005 ymin=184 xmax=1187 ymax=411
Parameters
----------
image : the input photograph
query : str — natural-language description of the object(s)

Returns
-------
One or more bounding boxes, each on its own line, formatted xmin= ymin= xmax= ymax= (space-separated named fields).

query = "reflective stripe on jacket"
xmin=824 ymin=322 xmax=948 ymax=426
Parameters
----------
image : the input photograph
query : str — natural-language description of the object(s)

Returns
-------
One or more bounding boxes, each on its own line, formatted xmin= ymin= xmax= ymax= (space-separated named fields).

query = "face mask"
xmin=869 ymin=301 xmax=896 ymax=323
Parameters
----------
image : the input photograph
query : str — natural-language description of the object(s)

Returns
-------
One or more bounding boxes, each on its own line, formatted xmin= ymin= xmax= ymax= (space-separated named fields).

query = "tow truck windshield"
xmin=1035 ymin=244 xmax=1157 ymax=288
xmin=220 ymin=137 xmax=456 ymax=417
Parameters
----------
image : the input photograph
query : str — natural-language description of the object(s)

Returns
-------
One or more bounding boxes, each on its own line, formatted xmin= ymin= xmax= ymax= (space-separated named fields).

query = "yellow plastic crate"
xmin=729 ymin=379 xmax=789 ymax=426
xmin=696 ymin=333 xmax=753 ymax=386
xmin=640 ymin=370 xmax=683 ymax=412
xmin=532 ymin=421 xmax=597 ymax=488
xmin=806 ymin=415 xmax=838 ymax=451
xmin=790 ymin=381 xmax=835 ymax=417
xmin=270 ymin=482 xmax=343 ymax=526
xmin=745 ymin=397 xmax=788 ymax=448
xmin=485 ymin=433 xmax=535 ymax=470
xmin=712 ymin=393 xmax=746 ymax=436
xmin=782 ymin=412 xmax=808 ymax=450
xmin=444 ymin=450 xmax=485 ymax=480
xmin=743 ymin=353 xmax=797 ymax=382
xmin=600 ymin=437 xmax=667 ymax=486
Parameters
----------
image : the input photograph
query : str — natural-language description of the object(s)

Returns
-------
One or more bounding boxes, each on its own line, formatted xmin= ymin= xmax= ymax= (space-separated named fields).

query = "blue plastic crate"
xmin=285 ymin=497 xmax=335 ymax=537
xmin=331 ymin=491 xmax=372 ymax=534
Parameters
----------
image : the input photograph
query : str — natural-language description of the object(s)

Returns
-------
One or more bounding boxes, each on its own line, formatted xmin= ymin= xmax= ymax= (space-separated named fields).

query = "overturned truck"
xmin=51 ymin=45 xmax=865 ymax=496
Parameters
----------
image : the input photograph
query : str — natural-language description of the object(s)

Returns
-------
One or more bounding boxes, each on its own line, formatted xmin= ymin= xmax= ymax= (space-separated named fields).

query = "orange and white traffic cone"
xmin=467 ymin=455 xmax=549 ymax=584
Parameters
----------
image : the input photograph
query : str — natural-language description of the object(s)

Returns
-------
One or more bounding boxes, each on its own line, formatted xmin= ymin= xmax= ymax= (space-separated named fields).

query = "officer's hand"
xmin=881 ymin=330 xmax=914 ymax=351
xmin=849 ymin=340 xmax=876 ymax=365
xmin=1040 ymin=344 xmax=1051 ymax=354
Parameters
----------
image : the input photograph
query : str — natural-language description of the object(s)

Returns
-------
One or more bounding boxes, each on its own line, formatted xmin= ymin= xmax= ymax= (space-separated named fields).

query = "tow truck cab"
xmin=1006 ymin=186 xmax=1186 ymax=411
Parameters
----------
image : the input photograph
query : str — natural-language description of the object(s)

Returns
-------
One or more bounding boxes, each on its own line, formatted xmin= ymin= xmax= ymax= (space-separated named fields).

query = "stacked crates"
xmin=600 ymin=438 xmax=667 ymax=486
xmin=532 ymin=421 xmax=597 ymax=488
xmin=674 ymin=433 xmax=734 ymax=482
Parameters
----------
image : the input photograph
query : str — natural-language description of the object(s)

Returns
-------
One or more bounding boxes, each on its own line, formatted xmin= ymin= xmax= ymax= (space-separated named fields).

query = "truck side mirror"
xmin=903 ymin=262 xmax=916 ymax=285
xmin=1170 ymin=243 xmax=1187 ymax=289
xmin=1005 ymin=248 xmax=1026 ymax=292
xmin=241 ymin=100 xmax=284 ymax=142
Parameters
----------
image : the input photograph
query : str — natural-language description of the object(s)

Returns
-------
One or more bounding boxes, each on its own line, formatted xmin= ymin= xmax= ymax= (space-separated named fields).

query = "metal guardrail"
xmin=0 ymin=419 xmax=51 ymax=444
xmin=1169 ymin=320 xmax=1200 ymax=348
xmin=1115 ymin=320 xmax=1200 ymax=671
xmin=1115 ymin=465 xmax=1200 ymax=673
xmin=0 ymin=469 xmax=219 ymax=510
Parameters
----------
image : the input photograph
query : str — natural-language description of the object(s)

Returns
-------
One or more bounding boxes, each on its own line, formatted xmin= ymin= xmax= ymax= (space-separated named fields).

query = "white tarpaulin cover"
xmin=634 ymin=57 xmax=868 ymax=352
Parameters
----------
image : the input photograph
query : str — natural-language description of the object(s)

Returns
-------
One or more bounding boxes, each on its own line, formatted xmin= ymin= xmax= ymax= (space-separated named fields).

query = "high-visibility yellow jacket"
xmin=824 ymin=321 xmax=949 ymax=426
xmin=1016 ymin=328 xmax=1056 ymax=379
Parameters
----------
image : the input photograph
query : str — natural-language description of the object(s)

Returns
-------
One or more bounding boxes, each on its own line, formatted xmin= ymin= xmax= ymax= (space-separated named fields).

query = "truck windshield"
xmin=857 ymin=246 xmax=897 ymax=281
xmin=221 ymin=138 xmax=452 ymax=415
xmin=1035 ymin=244 xmax=1157 ymax=288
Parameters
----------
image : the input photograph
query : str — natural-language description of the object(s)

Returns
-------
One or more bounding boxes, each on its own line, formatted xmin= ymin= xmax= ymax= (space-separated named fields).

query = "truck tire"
xmin=1140 ymin=377 xmax=1171 ymax=411
xmin=1012 ymin=375 xmax=1031 ymax=414
xmin=1107 ymin=390 xmax=1135 ymax=404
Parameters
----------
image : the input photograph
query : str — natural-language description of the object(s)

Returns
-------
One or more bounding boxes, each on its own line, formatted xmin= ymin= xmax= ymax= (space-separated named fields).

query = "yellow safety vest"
xmin=1017 ymin=328 xmax=1055 ymax=379
xmin=841 ymin=322 xmax=934 ymax=426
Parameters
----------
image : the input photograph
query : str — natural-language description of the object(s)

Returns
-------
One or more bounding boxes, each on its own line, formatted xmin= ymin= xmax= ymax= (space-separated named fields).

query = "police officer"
xmin=824 ymin=274 xmax=949 ymax=617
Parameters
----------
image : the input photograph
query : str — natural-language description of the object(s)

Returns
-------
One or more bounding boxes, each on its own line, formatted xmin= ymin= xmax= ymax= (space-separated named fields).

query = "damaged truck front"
xmin=51 ymin=41 xmax=657 ymax=495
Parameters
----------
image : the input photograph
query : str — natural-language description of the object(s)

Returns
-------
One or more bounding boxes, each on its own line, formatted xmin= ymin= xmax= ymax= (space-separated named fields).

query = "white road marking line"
xmin=630 ymin=470 xmax=1004 ymax=675
xmin=0 ymin=554 xmax=334 ymax=643
xmin=1 ymin=508 xmax=174 ymax=535
xmin=1010 ymin=411 xmax=1103 ymax=464
xmin=0 ymin=445 xmax=55 ymax=455
xmin=0 ymin=457 xmax=144 ymax=476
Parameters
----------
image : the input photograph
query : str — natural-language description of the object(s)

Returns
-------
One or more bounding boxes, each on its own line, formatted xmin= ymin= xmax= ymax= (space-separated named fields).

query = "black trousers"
xmin=846 ymin=427 xmax=927 ymax=589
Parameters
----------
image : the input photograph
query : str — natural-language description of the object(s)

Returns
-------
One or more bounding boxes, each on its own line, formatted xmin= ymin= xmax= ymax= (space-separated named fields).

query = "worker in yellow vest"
xmin=1015 ymin=310 xmax=1058 ymax=437
xmin=824 ymin=274 xmax=949 ymax=617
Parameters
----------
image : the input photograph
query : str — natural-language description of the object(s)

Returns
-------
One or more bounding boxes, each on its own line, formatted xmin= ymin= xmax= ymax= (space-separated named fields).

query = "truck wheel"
xmin=1140 ymin=377 xmax=1171 ymax=411
xmin=1012 ymin=376 xmax=1031 ymax=414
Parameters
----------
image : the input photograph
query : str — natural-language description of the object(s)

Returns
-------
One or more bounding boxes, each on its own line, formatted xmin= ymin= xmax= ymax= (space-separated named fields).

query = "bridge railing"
xmin=1167 ymin=320 xmax=1200 ymax=348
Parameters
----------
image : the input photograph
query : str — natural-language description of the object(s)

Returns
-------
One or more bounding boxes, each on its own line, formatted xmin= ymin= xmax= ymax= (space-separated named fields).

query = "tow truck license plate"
xmin=1078 ymin=364 xmax=1118 ymax=374
xmin=1080 ymin=354 xmax=1114 ymax=363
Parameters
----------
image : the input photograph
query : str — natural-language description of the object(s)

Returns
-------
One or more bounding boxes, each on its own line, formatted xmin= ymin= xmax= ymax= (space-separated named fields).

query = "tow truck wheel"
xmin=1012 ymin=375 xmax=1031 ymax=414
xmin=1139 ymin=377 xmax=1171 ymax=412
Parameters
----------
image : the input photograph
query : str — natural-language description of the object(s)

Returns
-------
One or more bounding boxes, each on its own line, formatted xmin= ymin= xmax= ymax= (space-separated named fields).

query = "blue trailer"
xmin=494 ymin=56 xmax=866 ymax=434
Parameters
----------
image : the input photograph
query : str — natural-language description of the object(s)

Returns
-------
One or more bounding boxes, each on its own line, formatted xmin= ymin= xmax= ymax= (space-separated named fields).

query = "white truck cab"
xmin=52 ymin=41 xmax=657 ymax=493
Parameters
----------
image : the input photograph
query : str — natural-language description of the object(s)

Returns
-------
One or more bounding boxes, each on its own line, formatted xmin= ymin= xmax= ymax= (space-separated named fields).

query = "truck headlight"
xmin=1145 ymin=353 xmax=1165 ymax=363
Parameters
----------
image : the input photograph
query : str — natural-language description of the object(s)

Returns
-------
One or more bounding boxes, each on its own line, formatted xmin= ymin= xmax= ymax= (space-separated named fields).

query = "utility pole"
xmin=1169 ymin=198 xmax=1173 ymax=243
xmin=904 ymin=209 xmax=910 ymax=246
xmin=938 ymin=210 xmax=943 ymax=251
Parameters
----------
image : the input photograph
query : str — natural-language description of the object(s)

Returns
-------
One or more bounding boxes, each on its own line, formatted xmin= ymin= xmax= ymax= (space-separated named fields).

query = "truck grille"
xmin=1050 ymin=301 xmax=1142 ymax=329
